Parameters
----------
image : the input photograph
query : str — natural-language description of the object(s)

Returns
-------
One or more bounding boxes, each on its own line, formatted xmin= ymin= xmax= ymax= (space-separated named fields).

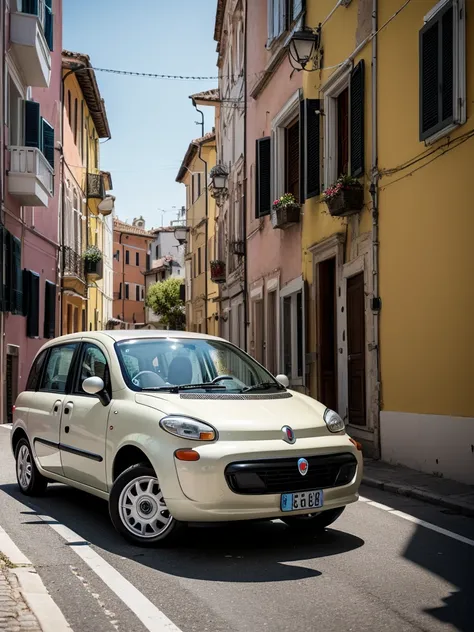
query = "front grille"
xmin=225 ymin=453 xmax=357 ymax=495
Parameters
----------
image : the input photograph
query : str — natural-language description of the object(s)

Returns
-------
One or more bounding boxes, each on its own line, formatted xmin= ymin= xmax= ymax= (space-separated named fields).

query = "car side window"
xmin=76 ymin=344 xmax=110 ymax=394
xmin=39 ymin=344 xmax=78 ymax=393
xmin=26 ymin=350 xmax=48 ymax=391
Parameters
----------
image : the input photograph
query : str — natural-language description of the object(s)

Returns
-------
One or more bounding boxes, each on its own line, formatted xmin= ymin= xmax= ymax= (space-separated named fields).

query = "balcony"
xmin=63 ymin=247 xmax=85 ymax=282
xmin=85 ymin=258 xmax=103 ymax=281
xmin=8 ymin=147 xmax=54 ymax=206
xmin=10 ymin=2 xmax=51 ymax=88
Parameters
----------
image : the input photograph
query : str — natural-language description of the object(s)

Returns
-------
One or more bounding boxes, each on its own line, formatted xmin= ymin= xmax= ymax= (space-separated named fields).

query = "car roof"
xmin=42 ymin=330 xmax=225 ymax=347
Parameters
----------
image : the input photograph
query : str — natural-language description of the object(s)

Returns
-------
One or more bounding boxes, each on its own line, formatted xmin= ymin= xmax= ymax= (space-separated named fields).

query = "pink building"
xmin=246 ymin=1 xmax=304 ymax=388
xmin=1 ymin=0 xmax=62 ymax=422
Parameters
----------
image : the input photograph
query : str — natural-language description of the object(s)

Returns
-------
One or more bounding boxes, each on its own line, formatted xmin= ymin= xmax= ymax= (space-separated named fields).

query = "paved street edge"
xmin=0 ymin=525 xmax=72 ymax=632
xmin=362 ymin=475 xmax=474 ymax=518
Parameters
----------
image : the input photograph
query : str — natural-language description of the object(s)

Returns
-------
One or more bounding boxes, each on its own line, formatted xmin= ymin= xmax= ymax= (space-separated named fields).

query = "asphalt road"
xmin=0 ymin=426 xmax=473 ymax=632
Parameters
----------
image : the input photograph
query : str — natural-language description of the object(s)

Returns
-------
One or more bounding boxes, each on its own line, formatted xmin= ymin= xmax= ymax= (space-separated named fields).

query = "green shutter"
xmin=12 ymin=237 xmax=23 ymax=315
xmin=22 ymin=0 xmax=39 ymax=15
xmin=256 ymin=137 xmax=271 ymax=217
xmin=44 ymin=281 xmax=56 ymax=338
xmin=304 ymin=99 xmax=321 ymax=199
xmin=24 ymin=270 xmax=40 ymax=337
xmin=44 ymin=0 xmax=53 ymax=50
xmin=350 ymin=61 xmax=365 ymax=178
xmin=24 ymin=101 xmax=41 ymax=149
xmin=41 ymin=118 xmax=55 ymax=168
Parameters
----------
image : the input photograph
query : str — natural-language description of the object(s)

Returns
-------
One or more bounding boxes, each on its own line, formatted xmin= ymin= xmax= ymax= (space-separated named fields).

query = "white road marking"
xmin=0 ymin=423 xmax=12 ymax=430
xmin=359 ymin=496 xmax=474 ymax=548
xmin=36 ymin=512 xmax=182 ymax=632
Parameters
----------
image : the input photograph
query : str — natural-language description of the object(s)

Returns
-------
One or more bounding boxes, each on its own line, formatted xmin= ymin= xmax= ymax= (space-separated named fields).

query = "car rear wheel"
xmin=109 ymin=464 xmax=184 ymax=547
xmin=15 ymin=438 xmax=48 ymax=496
xmin=281 ymin=507 xmax=345 ymax=531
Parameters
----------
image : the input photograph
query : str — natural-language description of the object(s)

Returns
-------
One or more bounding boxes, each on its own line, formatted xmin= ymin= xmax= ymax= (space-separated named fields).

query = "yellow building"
xmin=61 ymin=51 xmax=114 ymax=334
xmin=176 ymin=131 xmax=219 ymax=335
xmin=300 ymin=0 xmax=473 ymax=483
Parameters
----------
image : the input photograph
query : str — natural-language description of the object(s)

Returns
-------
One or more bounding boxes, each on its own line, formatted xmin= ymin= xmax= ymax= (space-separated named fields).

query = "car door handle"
xmin=53 ymin=400 xmax=62 ymax=414
xmin=64 ymin=402 xmax=74 ymax=415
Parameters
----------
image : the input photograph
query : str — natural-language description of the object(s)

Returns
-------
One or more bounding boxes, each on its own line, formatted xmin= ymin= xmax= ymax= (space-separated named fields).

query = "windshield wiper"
xmin=142 ymin=383 xmax=227 ymax=393
xmin=242 ymin=381 xmax=284 ymax=393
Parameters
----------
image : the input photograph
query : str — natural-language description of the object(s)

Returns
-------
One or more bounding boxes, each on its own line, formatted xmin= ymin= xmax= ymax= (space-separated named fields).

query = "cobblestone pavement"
xmin=0 ymin=563 xmax=41 ymax=632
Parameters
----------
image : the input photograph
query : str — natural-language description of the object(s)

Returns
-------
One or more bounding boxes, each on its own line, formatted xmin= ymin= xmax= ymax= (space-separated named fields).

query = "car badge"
xmin=282 ymin=425 xmax=296 ymax=444
xmin=298 ymin=458 xmax=309 ymax=476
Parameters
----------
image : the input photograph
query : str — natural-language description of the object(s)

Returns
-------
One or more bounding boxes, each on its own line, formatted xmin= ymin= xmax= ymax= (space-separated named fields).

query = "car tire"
xmin=15 ymin=438 xmax=49 ymax=496
xmin=109 ymin=463 xmax=185 ymax=547
xmin=281 ymin=507 xmax=345 ymax=531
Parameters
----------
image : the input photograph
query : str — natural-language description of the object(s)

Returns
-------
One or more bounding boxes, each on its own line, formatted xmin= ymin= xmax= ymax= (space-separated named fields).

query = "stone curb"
xmin=362 ymin=475 xmax=474 ymax=518
xmin=0 ymin=525 xmax=72 ymax=632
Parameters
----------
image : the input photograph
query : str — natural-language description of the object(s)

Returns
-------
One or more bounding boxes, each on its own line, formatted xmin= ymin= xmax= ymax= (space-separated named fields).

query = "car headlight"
xmin=323 ymin=408 xmax=345 ymax=433
xmin=159 ymin=415 xmax=217 ymax=441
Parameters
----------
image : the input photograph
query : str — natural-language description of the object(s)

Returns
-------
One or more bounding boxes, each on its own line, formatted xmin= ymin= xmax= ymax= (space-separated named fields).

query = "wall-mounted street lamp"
xmin=209 ymin=164 xmax=229 ymax=207
xmin=288 ymin=26 xmax=321 ymax=72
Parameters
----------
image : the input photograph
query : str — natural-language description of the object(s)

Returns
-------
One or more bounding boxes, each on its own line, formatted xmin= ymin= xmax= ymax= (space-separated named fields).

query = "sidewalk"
xmin=0 ymin=527 xmax=71 ymax=632
xmin=362 ymin=459 xmax=474 ymax=518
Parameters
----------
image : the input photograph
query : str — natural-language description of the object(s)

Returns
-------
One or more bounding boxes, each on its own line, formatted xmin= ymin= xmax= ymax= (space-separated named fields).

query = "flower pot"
xmin=271 ymin=204 xmax=301 ymax=229
xmin=325 ymin=187 xmax=364 ymax=217
xmin=85 ymin=258 xmax=103 ymax=280
xmin=210 ymin=261 xmax=226 ymax=284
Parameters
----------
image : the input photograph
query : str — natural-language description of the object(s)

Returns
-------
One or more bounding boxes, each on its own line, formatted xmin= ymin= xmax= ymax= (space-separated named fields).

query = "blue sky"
xmin=63 ymin=0 xmax=218 ymax=229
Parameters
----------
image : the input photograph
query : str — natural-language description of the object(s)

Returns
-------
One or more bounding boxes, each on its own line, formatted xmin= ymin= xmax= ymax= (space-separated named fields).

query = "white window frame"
xmin=422 ymin=0 xmax=466 ymax=145
xmin=280 ymin=275 xmax=305 ymax=387
xmin=5 ymin=61 xmax=26 ymax=146
xmin=322 ymin=66 xmax=351 ymax=190
xmin=271 ymin=89 xmax=300 ymax=201
xmin=267 ymin=0 xmax=285 ymax=45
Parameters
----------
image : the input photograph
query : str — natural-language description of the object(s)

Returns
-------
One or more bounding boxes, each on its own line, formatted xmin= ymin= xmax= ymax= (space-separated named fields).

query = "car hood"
xmin=135 ymin=390 xmax=333 ymax=441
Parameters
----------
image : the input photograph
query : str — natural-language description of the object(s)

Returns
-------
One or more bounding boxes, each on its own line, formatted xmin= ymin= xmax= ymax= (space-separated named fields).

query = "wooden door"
xmin=347 ymin=272 xmax=366 ymax=426
xmin=254 ymin=300 xmax=264 ymax=364
xmin=266 ymin=291 xmax=277 ymax=375
xmin=317 ymin=258 xmax=337 ymax=411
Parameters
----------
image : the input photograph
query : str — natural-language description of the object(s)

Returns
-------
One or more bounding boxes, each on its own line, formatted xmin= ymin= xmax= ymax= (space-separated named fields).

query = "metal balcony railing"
xmin=63 ymin=246 xmax=85 ymax=281
xmin=9 ymin=146 xmax=54 ymax=196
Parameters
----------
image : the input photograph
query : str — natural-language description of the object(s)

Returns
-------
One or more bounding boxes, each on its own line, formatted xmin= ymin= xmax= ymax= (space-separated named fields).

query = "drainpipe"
xmin=192 ymin=99 xmax=208 ymax=334
xmin=370 ymin=0 xmax=381 ymax=459
xmin=242 ymin=0 xmax=248 ymax=352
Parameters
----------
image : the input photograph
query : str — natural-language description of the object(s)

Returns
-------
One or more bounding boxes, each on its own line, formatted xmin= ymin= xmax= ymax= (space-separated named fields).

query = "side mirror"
xmin=82 ymin=376 xmax=111 ymax=407
xmin=82 ymin=376 xmax=104 ymax=395
xmin=276 ymin=374 xmax=290 ymax=388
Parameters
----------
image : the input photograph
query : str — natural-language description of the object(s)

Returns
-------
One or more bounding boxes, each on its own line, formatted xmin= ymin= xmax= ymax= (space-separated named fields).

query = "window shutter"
xmin=299 ymin=99 xmax=306 ymax=203
xmin=24 ymin=270 xmax=40 ymax=336
xmin=419 ymin=20 xmax=439 ymax=139
xmin=12 ymin=237 xmax=23 ymax=315
xmin=441 ymin=7 xmax=454 ymax=122
xmin=304 ymin=99 xmax=321 ymax=199
xmin=256 ymin=137 xmax=271 ymax=217
xmin=41 ymin=118 xmax=55 ymax=168
xmin=0 ymin=227 xmax=4 ymax=312
xmin=22 ymin=0 xmax=38 ymax=15
xmin=44 ymin=0 xmax=53 ymax=50
xmin=24 ymin=101 xmax=41 ymax=149
xmin=43 ymin=281 xmax=56 ymax=338
xmin=350 ymin=61 xmax=365 ymax=178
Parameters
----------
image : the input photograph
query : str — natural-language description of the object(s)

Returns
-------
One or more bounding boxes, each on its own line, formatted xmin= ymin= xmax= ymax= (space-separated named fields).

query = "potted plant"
xmin=83 ymin=245 xmax=103 ymax=279
xmin=210 ymin=260 xmax=226 ymax=284
xmin=322 ymin=175 xmax=364 ymax=217
xmin=271 ymin=193 xmax=301 ymax=229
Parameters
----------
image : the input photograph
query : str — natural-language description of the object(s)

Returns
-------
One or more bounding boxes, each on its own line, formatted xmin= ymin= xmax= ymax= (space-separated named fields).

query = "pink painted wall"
xmin=246 ymin=2 xmax=303 ymax=291
xmin=3 ymin=1 xmax=62 ymax=395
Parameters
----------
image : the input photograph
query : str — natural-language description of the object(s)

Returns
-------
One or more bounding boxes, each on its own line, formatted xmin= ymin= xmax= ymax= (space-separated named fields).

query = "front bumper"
xmin=165 ymin=435 xmax=363 ymax=522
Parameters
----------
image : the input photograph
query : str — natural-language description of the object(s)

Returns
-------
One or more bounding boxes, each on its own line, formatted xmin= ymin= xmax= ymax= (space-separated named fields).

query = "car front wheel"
xmin=281 ymin=507 xmax=345 ymax=531
xmin=109 ymin=464 xmax=184 ymax=547
xmin=15 ymin=438 xmax=48 ymax=496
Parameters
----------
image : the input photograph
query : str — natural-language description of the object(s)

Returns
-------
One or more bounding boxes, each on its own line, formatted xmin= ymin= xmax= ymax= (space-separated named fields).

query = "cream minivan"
xmin=12 ymin=330 xmax=363 ymax=546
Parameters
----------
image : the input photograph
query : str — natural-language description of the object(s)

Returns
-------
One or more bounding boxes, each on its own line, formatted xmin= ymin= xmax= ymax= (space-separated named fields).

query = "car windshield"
xmin=115 ymin=338 xmax=284 ymax=393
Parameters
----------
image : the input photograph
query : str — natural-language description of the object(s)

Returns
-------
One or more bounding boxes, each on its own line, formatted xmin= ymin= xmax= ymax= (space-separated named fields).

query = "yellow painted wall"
xmin=301 ymin=0 xmax=374 ymax=398
xmin=63 ymin=70 xmax=107 ymax=332
xmin=180 ymin=139 xmax=219 ymax=333
xmin=377 ymin=0 xmax=474 ymax=417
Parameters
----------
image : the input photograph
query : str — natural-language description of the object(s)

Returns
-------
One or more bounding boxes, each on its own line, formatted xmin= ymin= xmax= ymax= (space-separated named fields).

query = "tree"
xmin=146 ymin=277 xmax=185 ymax=330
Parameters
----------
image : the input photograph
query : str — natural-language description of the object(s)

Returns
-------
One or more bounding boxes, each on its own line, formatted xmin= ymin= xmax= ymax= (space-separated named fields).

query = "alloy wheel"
xmin=118 ymin=475 xmax=173 ymax=539
xmin=17 ymin=444 xmax=33 ymax=490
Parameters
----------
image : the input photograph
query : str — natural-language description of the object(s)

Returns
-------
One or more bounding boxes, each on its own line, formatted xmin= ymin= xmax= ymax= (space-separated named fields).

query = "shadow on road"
xmin=361 ymin=486 xmax=474 ymax=632
xmin=0 ymin=482 xmax=364 ymax=584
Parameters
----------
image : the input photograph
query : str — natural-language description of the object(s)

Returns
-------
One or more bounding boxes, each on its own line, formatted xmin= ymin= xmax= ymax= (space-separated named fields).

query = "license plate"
xmin=280 ymin=490 xmax=324 ymax=512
